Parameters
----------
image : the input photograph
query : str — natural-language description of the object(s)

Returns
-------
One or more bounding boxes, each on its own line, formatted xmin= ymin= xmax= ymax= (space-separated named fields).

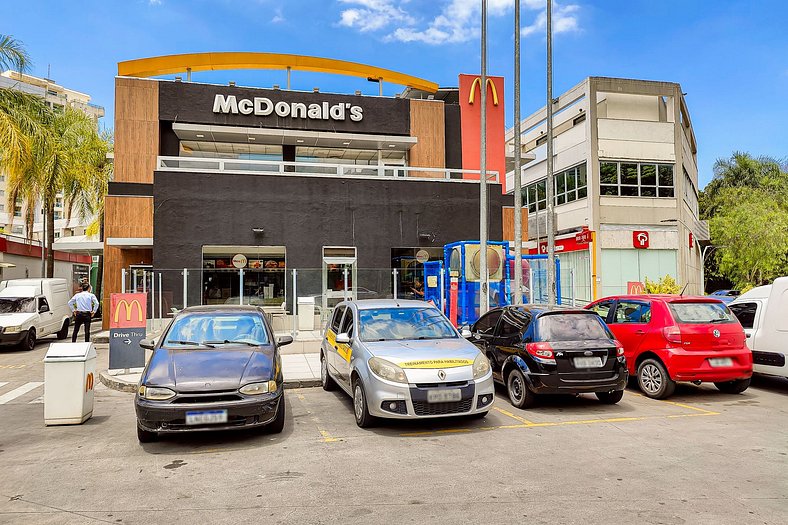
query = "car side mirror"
xmin=140 ymin=339 xmax=155 ymax=350
xmin=277 ymin=335 xmax=293 ymax=347
xmin=39 ymin=304 xmax=49 ymax=313
xmin=461 ymin=329 xmax=473 ymax=338
xmin=336 ymin=333 xmax=351 ymax=344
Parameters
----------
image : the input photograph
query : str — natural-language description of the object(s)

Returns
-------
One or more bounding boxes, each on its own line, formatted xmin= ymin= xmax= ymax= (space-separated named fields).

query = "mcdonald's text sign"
xmin=627 ymin=281 xmax=645 ymax=295
xmin=110 ymin=293 xmax=147 ymax=329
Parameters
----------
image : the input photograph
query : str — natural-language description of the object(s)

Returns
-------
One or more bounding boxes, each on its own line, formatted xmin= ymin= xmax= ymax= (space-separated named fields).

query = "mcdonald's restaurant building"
xmin=103 ymin=53 xmax=523 ymax=327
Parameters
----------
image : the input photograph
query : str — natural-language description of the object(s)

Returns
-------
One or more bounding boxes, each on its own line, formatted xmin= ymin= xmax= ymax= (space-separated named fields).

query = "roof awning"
xmin=106 ymin=237 xmax=153 ymax=249
xmin=172 ymin=123 xmax=418 ymax=151
xmin=52 ymin=235 xmax=104 ymax=256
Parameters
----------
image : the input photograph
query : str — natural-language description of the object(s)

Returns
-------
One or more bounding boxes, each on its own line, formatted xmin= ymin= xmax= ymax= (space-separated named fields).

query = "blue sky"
xmin=4 ymin=0 xmax=787 ymax=188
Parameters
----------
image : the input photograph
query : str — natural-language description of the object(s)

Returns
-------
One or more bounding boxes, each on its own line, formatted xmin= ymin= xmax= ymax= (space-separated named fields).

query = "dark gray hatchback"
xmin=134 ymin=305 xmax=291 ymax=442
xmin=469 ymin=305 xmax=628 ymax=409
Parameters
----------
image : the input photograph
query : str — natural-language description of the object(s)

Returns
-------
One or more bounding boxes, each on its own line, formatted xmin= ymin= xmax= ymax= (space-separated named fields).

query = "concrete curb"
xmin=99 ymin=370 xmax=321 ymax=393
xmin=99 ymin=371 xmax=138 ymax=393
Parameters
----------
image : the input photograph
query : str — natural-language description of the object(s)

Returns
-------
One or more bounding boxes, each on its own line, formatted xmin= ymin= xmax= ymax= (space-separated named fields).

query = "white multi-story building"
xmin=0 ymin=70 xmax=105 ymax=240
xmin=506 ymin=77 xmax=707 ymax=303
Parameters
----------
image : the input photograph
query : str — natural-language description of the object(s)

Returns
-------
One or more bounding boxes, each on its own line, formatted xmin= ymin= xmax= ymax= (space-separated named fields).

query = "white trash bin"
xmin=297 ymin=296 xmax=316 ymax=331
xmin=44 ymin=343 xmax=97 ymax=426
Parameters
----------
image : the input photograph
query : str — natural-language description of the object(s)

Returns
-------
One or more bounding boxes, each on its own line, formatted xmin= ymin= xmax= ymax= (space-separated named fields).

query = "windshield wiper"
xmin=709 ymin=318 xmax=730 ymax=323
xmin=168 ymin=340 xmax=204 ymax=346
xmin=204 ymin=340 xmax=259 ymax=346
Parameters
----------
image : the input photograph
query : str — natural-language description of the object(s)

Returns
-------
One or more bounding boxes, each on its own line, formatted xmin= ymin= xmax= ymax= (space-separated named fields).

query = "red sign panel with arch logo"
xmin=633 ymin=231 xmax=650 ymax=249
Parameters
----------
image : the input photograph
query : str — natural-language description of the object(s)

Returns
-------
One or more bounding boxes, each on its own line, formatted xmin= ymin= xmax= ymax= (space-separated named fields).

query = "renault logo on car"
xmin=437 ymin=370 xmax=446 ymax=380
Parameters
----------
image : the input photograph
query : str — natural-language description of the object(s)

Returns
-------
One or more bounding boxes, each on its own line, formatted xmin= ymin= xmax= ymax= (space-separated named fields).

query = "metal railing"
xmin=157 ymin=156 xmax=499 ymax=183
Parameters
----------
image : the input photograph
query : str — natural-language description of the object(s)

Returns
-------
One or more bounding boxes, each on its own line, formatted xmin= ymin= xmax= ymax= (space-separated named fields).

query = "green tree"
xmin=0 ymin=34 xmax=31 ymax=72
xmin=701 ymin=152 xmax=788 ymax=289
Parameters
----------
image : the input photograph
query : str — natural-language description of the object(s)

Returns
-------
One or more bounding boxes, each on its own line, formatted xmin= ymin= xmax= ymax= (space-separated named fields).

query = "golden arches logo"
xmin=85 ymin=372 xmax=94 ymax=392
xmin=628 ymin=282 xmax=645 ymax=295
xmin=468 ymin=77 xmax=499 ymax=106
xmin=114 ymin=299 xmax=144 ymax=324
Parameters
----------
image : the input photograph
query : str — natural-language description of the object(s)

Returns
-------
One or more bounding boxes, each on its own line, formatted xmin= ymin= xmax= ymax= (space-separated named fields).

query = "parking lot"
xmin=1 ymin=341 xmax=787 ymax=525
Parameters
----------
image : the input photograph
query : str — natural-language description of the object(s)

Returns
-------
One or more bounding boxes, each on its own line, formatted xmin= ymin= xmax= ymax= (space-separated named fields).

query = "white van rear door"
xmin=729 ymin=301 xmax=760 ymax=350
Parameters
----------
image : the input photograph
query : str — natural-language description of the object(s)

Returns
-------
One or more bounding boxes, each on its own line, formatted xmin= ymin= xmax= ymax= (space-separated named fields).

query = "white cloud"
xmin=338 ymin=0 xmax=416 ymax=33
xmin=148 ymin=0 xmax=162 ymax=5
xmin=271 ymin=7 xmax=285 ymax=23
xmin=338 ymin=0 xmax=581 ymax=45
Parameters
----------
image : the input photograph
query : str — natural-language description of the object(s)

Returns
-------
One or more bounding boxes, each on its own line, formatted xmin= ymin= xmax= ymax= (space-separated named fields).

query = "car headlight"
xmin=239 ymin=380 xmax=278 ymax=395
xmin=3 ymin=325 xmax=22 ymax=334
xmin=473 ymin=353 xmax=491 ymax=380
xmin=368 ymin=357 xmax=408 ymax=384
xmin=138 ymin=385 xmax=176 ymax=400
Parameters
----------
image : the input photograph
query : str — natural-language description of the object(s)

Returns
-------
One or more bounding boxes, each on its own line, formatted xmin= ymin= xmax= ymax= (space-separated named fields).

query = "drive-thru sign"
xmin=109 ymin=293 xmax=147 ymax=369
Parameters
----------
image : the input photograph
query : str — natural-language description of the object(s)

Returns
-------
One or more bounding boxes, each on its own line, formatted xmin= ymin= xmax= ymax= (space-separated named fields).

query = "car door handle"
xmin=635 ymin=330 xmax=645 ymax=335
xmin=746 ymin=334 xmax=751 ymax=338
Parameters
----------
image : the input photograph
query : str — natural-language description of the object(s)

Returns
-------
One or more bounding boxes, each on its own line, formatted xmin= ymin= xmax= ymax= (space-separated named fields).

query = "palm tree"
xmin=5 ymin=106 xmax=108 ymax=276
xmin=0 ymin=34 xmax=31 ymax=72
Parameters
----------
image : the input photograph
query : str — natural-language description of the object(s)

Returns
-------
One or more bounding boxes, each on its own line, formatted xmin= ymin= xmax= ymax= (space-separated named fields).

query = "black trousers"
xmin=72 ymin=312 xmax=92 ymax=342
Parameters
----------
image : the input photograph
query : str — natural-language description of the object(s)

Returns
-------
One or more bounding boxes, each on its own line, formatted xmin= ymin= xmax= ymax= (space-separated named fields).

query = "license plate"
xmin=709 ymin=357 xmax=733 ymax=367
xmin=427 ymin=389 xmax=462 ymax=403
xmin=574 ymin=356 xmax=604 ymax=368
xmin=185 ymin=409 xmax=228 ymax=425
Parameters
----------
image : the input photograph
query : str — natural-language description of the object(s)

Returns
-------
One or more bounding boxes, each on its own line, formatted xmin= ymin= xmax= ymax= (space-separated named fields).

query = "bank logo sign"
xmin=213 ymin=94 xmax=363 ymax=122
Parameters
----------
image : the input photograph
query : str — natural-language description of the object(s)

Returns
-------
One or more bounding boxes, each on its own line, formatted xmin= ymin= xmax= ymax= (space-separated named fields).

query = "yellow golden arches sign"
xmin=114 ymin=299 xmax=144 ymax=324
xmin=468 ymin=77 xmax=499 ymax=106
xmin=85 ymin=372 xmax=94 ymax=392
xmin=117 ymin=52 xmax=439 ymax=93
xmin=110 ymin=293 xmax=148 ymax=329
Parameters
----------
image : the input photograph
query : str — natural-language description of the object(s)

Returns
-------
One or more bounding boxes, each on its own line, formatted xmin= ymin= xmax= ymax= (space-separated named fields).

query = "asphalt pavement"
xmin=1 ymin=337 xmax=787 ymax=524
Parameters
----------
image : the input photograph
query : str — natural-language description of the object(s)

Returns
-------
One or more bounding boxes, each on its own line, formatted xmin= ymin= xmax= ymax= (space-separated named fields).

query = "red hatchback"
xmin=585 ymin=295 xmax=752 ymax=399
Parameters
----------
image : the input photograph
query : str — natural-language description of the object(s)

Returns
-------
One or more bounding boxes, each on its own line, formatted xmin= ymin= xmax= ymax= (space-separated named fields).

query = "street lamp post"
xmin=545 ymin=0 xmax=556 ymax=304
xmin=513 ymin=0 xmax=523 ymax=305
xmin=479 ymin=0 xmax=489 ymax=314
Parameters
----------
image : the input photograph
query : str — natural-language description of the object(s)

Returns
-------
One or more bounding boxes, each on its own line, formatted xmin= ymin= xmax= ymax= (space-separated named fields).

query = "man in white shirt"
xmin=68 ymin=283 xmax=99 ymax=342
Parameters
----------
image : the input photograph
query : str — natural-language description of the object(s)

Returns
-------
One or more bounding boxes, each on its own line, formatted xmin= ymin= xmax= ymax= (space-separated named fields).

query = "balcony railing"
xmin=157 ymin=156 xmax=499 ymax=183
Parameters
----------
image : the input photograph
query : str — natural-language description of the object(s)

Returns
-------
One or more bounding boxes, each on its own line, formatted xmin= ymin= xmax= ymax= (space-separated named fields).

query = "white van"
xmin=0 ymin=278 xmax=73 ymax=350
xmin=729 ymin=277 xmax=788 ymax=378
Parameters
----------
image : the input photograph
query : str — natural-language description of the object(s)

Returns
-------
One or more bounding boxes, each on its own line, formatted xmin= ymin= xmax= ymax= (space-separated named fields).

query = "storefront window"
xmin=202 ymin=246 xmax=286 ymax=306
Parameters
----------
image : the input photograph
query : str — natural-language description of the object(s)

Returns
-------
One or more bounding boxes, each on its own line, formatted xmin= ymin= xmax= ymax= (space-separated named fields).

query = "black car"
xmin=469 ymin=305 xmax=627 ymax=408
xmin=135 ymin=305 xmax=291 ymax=442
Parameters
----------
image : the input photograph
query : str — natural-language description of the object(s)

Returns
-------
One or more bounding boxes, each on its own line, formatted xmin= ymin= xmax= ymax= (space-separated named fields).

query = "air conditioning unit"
xmin=450 ymin=244 xmax=505 ymax=282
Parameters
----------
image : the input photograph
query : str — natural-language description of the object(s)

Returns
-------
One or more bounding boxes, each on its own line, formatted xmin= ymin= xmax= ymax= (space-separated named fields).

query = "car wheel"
xmin=714 ymin=378 xmax=751 ymax=394
xmin=352 ymin=379 xmax=375 ymax=428
xmin=56 ymin=319 xmax=69 ymax=340
xmin=137 ymin=424 xmax=157 ymax=443
xmin=22 ymin=328 xmax=36 ymax=351
xmin=637 ymin=358 xmax=676 ymax=399
xmin=506 ymin=368 xmax=536 ymax=409
xmin=267 ymin=395 xmax=286 ymax=434
xmin=321 ymin=353 xmax=337 ymax=391
xmin=596 ymin=390 xmax=625 ymax=404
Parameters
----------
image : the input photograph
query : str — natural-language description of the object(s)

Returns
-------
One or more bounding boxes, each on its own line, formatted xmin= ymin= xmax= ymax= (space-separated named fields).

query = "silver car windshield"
xmin=162 ymin=312 xmax=270 ymax=347
xmin=358 ymin=307 xmax=458 ymax=341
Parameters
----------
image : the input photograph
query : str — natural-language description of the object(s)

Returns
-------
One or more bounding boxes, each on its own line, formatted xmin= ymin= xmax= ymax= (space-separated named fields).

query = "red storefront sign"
xmin=528 ymin=236 xmax=590 ymax=255
xmin=575 ymin=229 xmax=592 ymax=244
xmin=627 ymin=281 xmax=645 ymax=294
xmin=110 ymin=293 xmax=147 ymax=329
xmin=458 ymin=74 xmax=507 ymax=193
xmin=633 ymin=231 xmax=650 ymax=249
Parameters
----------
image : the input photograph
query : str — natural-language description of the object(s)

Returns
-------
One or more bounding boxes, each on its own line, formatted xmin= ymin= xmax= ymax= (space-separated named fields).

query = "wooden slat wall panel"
xmin=409 ymin=99 xmax=445 ymax=178
xmin=104 ymin=196 xmax=153 ymax=238
xmin=114 ymin=78 xmax=159 ymax=183
xmin=502 ymin=207 xmax=528 ymax=242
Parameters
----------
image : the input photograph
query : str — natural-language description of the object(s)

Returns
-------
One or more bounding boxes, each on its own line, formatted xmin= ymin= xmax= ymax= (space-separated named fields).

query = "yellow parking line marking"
xmin=0 ymin=364 xmax=26 ymax=369
xmin=398 ymin=410 xmax=719 ymax=437
xmin=629 ymin=392 xmax=720 ymax=415
xmin=492 ymin=406 xmax=535 ymax=425
xmin=319 ymin=429 xmax=339 ymax=443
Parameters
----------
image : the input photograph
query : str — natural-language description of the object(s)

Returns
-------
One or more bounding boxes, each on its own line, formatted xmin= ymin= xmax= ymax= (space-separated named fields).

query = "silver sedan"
xmin=320 ymin=299 xmax=495 ymax=427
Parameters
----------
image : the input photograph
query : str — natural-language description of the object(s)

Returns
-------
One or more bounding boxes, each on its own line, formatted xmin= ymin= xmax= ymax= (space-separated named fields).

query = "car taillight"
xmin=663 ymin=325 xmax=682 ymax=344
xmin=526 ymin=342 xmax=556 ymax=364
xmin=614 ymin=340 xmax=625 ymax=356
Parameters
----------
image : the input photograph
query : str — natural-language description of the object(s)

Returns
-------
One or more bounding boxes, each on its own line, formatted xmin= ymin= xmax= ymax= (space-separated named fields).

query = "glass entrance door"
xmin=322 ymin=247 xmax=357 ymax=313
